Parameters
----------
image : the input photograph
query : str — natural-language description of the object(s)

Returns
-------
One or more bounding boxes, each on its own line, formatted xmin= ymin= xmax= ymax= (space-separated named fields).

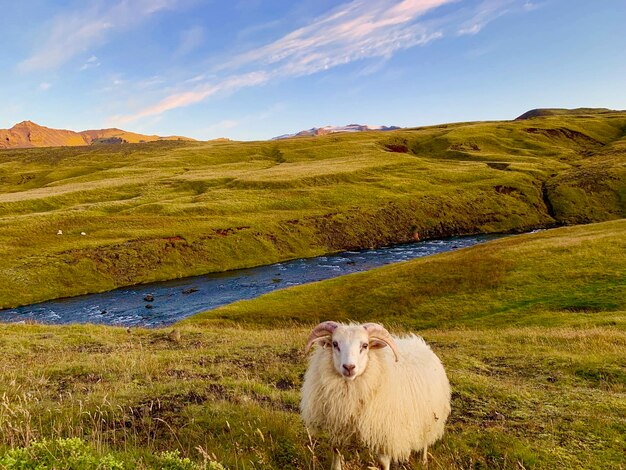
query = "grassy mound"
xmin=1 ymin=221 xmax=624 ymax=469
xmin=1 ymin=111 xmax=625 ymax=308
xmin=515 ymin=107 xmax=620 ymax=120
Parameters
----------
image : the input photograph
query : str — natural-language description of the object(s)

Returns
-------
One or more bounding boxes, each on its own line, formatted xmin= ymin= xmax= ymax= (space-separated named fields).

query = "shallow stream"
xmin=0 ymin=234 xmax=503 ymax=327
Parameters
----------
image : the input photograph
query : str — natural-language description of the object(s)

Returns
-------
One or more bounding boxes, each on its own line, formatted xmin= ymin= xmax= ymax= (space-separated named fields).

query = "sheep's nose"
xmin=343 ymin=364 xmax=355 ymax=373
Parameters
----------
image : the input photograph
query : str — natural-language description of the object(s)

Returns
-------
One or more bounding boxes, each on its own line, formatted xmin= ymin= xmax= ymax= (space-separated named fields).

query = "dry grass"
xmin=1 ymin=221 xmax=624 ymax=468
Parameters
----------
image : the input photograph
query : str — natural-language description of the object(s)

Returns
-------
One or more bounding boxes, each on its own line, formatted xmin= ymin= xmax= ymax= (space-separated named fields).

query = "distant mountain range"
xmin=273 ymin=124 xmax=401 ymax=140
xmin=6 ymin=109 xmax=622 ymax=149
xmin=0 ymin=121 xmax=195 ymax=149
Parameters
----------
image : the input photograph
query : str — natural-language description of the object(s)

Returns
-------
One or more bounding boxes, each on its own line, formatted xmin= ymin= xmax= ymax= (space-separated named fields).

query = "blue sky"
xmin=1 ymin=0 xmax=625 ymax=140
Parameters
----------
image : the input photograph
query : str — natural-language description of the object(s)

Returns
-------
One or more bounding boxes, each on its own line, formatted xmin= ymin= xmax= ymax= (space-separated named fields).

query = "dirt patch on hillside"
xmin=524 ymin=127 xmax=604 ymax=146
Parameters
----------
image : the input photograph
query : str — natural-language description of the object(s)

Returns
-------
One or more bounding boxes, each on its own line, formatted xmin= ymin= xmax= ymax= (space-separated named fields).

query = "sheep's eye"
xmin=332 ymin=341 xmax=339 ymax=350
xmin=361 ymin=343 xmax=368 ymax=351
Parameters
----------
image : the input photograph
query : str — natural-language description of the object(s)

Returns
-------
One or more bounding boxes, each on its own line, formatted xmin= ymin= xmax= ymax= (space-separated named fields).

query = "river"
xmin=0 ymin=234 xmax=503 ymax=327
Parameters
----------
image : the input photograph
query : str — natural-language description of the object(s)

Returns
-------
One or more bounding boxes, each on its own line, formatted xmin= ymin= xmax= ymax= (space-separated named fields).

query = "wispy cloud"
xmin=80 ymin=55 xmax=101 ymax=71
xmin=18 ymin=0 xmax=178 ymax=72
xmin=221 ymin=0 xmax=450 ymax=76
xmin=202 ymin=102 xmax=286 ymax=139
xmin=523 ymin=1 xmax=542 ymax=11
xmin=111 ymin=0 xmax=521 ymax=125
xmin=112 ymin=0 xmax=453 ymax=124
xmin=457 ymin=0 xmax=513 ymax=36
xmin=204 ymin=119 xmax=239 ymax=134
xmin=98 ymin=74 xmax=127 ymax=93
xmin=109 ymin=71 xmax=269 ymax=125
xmin=137 ymin=76 xmax=166 ymax=89
xmin=38 ymin=82 xmax=52 ymax=91
xmin=176 ymin=26 xmax=205 ymax=56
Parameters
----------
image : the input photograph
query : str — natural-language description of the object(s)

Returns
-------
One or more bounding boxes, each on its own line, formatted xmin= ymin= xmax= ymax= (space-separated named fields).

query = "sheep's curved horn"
xmin=304 ymin=321 xmax=339 ymax=355
xmin=363 ymin=323 xmax=399 ymax=362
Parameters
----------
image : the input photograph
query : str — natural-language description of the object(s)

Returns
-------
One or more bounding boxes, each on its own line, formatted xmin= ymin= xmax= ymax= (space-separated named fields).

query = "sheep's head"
xmin=305 ymin=321 xmax=399 ymax=380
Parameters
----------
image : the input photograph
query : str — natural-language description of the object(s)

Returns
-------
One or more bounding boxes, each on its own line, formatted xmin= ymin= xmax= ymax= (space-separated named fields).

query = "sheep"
xmin=300 ymin=321 xmax=451 ymax=470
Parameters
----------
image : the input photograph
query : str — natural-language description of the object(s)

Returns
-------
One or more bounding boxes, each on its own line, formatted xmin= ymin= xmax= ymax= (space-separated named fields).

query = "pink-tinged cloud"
xmin=111 ymin=0 xmax=518 ymax=124
xmin=109 ymin=72 xmax=269 ymax=125
xmin=226 ymin=0 xmax=453 ymax=71
xmin=112 ymin=0 xmax=452 ymax=123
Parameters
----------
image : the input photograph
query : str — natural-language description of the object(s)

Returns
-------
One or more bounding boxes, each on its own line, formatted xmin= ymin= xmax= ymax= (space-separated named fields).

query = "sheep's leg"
xmin=377 ymin=454 xmax=391 ymax=470
xmin=331 ymin=448 xmax=343 ymax=470
xmin=422 ymin=444 xmax=428 ymax=466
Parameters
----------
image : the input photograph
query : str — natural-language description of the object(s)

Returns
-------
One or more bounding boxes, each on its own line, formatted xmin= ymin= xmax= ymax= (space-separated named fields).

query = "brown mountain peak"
xmin=13 ymin=120 xmax=42 ymax=129
xmin=0 ymin=121 xmax=195 ymax=149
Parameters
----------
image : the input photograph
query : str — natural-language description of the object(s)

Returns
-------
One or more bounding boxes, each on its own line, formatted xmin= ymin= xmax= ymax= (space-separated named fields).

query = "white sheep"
xmin=300 ymin=321 xmax=451 ymax=470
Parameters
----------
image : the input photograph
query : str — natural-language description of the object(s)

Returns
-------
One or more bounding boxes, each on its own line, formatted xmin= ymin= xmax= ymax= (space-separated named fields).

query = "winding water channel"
xmin=0 ymin=234 xmax=504 ymax=327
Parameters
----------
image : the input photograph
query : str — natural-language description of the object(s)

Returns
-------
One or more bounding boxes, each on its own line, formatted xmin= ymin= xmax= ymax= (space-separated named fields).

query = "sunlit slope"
xmin=0 ymin=110 xmax=625 ymax=308
xmin=0 ymin=121 xmax=194 ymax=149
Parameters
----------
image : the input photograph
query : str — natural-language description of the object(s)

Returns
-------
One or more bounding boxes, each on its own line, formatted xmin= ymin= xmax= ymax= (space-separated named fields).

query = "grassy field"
xmin=0 ymin=110 xmax=625 ymax=308
xmin=1 ymin=220 xmax=624 ymax=469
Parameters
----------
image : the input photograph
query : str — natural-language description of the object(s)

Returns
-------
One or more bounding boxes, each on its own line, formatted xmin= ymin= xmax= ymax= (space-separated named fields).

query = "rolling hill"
xmin=515 ymin=107 xmax=621 ymax=120
xmin=0 ymin=108 xmax=624 ymax=308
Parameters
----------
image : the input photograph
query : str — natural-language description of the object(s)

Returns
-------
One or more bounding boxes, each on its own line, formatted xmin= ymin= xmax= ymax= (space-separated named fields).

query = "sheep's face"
xmin=328 ymin=326 xmax=378 ymax=381
xmin=305 ymin=321 xmax=398 ymax=381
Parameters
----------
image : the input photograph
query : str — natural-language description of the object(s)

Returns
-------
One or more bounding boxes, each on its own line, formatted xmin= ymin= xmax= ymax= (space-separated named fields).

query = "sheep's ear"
xmin=305 ymin=321 xmax=339 ymax=355
xmin=305 ymin=335 xmax=332 ymax=354
xmin=369 ymin=339 xmax=388 ymax=350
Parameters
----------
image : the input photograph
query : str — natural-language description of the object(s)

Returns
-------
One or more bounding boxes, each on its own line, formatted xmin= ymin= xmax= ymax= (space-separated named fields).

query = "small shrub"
xmin=155 ymin=450 xmax=226 ymax=470
xmin=0 ymin=440 xmax=227 ymax=470
xmin=262 ymin=146 xmax=286 ymax=163
xmin=155 ymin=450 xmax=225 ymax=470
xmin=157 ymin=450 xmax=198 ymax=470
xmin=0 ymin=438 xmax=124 ymax=469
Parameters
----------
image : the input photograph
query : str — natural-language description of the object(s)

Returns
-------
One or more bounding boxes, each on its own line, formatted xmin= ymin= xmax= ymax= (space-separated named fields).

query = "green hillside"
xmin=1 ymin=221 xmax=624 ymax=469
xmin=515 ymin=107 xmax=621 ymax=120
xmin=1 ymin=110 xmax=625 ymax=308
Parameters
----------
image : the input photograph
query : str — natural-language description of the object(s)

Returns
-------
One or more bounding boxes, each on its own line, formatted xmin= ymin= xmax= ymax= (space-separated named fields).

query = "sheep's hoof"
xmin=331 ymin=449 xmax=343 ymax=470
xmin=377 ymin=454 xmax=391 ymax=470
